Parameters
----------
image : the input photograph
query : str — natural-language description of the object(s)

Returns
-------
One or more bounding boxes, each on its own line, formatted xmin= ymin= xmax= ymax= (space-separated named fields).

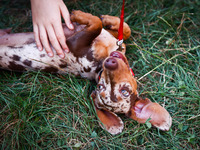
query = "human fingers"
xmin=47 ymin=24 xmax=65 ymax=58
xmin=53 ymin=22 xmax=69 ymax=54
xmin=33 ymin=24 xmax=43 ymax=51
xmin=39 ymin=26 xmax=53 ymax=57
xmin=60 ymin=2 xmax=74 ymax=30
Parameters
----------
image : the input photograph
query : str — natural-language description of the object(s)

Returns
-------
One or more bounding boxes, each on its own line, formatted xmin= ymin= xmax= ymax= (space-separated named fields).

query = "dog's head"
xmin=95 ymin=51 xmax=137 ymax=114
xmin=91 ymin=51 xmax=172 ymax=135
xmin=92 ymin=51 xmax=137 ymax=134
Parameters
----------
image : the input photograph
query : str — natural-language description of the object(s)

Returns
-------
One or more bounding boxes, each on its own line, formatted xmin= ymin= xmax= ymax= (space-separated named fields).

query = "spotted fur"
xmin=0 ymin=10 xmax=172 ymax=135
xmin=0 ymin=29 xmax=118 ymax=81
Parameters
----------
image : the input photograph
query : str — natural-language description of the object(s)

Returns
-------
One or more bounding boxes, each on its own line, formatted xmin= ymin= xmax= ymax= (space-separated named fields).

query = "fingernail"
xmin=38 ymin=46 xmax=42 ymax=51
xmin=69 ymin=24 xmax=74 ymax=29
xmin=48 ymin=53 xmax=53 ymax=57
xmin=64 ymin=49 xmax=69 ymax=53
xmin=59 ymin=54 xmax=64 ymax=58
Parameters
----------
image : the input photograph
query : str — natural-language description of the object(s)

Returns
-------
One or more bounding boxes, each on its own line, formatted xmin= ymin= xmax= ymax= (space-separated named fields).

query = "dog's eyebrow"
xmin=121 ymin=83 xmax=130 ymax=88
xmin=119 ymin=82 xmax=132 ymax=92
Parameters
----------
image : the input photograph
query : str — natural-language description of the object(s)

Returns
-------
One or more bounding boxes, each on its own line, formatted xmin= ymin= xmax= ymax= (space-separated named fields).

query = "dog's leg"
xmin=128 ymin=98 xmax=172 ymax=131
xmin=0 ymin=28 xmax=12 ymax=36
xmin=100 ymin=15 xmax=131 ymax=40
xmin=66 ymin=10 xmax=103 ymax=58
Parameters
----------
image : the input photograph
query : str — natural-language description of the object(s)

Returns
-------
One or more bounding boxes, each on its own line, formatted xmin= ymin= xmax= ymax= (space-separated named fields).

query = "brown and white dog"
xmin=0 ymin=10 xmax=172 ymax=135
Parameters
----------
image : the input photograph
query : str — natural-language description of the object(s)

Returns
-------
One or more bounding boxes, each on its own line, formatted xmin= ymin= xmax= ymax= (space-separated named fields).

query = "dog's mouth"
xmin=102 ymin=51 xmax=129 ymax=72
xmin=109 ymin=51 xmax=128 ymax=66
xmin=110 ymin=51 xmax=126 ymax=62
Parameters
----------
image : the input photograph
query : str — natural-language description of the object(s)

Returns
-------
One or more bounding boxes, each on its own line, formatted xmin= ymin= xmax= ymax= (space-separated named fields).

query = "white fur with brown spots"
xmin=0 ymin=10 xmax=172 ymax=135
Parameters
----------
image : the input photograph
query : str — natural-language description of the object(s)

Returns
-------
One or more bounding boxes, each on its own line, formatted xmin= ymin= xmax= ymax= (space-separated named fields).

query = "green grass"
xmin=0 ymin=0 xmax=200 ymax=149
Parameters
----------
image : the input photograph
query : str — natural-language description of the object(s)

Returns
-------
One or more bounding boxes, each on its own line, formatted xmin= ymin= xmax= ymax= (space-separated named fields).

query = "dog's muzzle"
xmin=104 ymin=51 xmax=127 ymax=70
xmin=104 ymin=57 xmax=118 ymax=70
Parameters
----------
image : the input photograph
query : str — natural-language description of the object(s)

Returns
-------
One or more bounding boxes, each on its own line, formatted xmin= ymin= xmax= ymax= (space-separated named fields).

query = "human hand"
xmin=31 ymin=0 xmax=74 ymax=58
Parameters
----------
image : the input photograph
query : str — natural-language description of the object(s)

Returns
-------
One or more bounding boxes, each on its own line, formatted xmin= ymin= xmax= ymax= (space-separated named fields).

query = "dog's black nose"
xmin=104 ymin=57 xmax=118 ymax=70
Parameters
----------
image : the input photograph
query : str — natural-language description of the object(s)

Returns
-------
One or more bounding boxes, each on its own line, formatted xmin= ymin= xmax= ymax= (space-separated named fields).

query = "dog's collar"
xmin=98 ymin=68 xmax=135 ymax=81
xmin=98 ymin=69 xmax=103 ymax=81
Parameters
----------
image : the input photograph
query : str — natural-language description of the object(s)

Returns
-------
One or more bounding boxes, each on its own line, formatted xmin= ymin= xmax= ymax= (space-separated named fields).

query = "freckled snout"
xmin=104 ymin=57 xmax=118 ymax=70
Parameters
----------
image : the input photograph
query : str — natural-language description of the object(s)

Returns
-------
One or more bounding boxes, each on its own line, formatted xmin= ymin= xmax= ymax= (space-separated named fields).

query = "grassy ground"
xmin=0 ymin=0 xmax=199 ymax=149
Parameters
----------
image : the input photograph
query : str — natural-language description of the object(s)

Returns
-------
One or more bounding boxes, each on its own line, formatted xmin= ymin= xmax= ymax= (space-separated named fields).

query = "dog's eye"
xmin=97 ymin=84 xmax=105 ymax=91
xmin=121 ymin=89 xmax=130 ymax=97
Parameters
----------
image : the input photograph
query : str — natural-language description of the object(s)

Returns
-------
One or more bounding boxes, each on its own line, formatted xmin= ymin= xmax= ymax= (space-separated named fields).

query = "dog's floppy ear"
xmin=129 ymin=98 xmax=172 ymax=131
xmin=91 ymin=91 xmax=124 ymax=135
xmin=95 ymin=107 xmax=124 ymax=135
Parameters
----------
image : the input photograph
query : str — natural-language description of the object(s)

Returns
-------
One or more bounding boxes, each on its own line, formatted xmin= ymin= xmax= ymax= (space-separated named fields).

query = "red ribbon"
xmin=117 ymin=0 xmax=135 ymax=77
xmin=117 ymin=0 xmax=125 ymax=43
xmin=130 ymin=68 xmax=135 ymax=77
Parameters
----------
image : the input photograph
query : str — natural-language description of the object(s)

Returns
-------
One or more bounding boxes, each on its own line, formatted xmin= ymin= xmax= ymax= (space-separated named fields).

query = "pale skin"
xmin=30 ymin=0 xmax=74 ymax=58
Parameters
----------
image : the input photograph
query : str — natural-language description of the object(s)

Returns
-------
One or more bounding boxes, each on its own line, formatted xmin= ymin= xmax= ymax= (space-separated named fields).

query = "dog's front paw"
xmin=100 ymin=15 xmax=120 ymax=30
xmin=70 ymin=10 xmax=94 ymax=24
xmin=70 ymin=10 xmax=82 ymax=22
